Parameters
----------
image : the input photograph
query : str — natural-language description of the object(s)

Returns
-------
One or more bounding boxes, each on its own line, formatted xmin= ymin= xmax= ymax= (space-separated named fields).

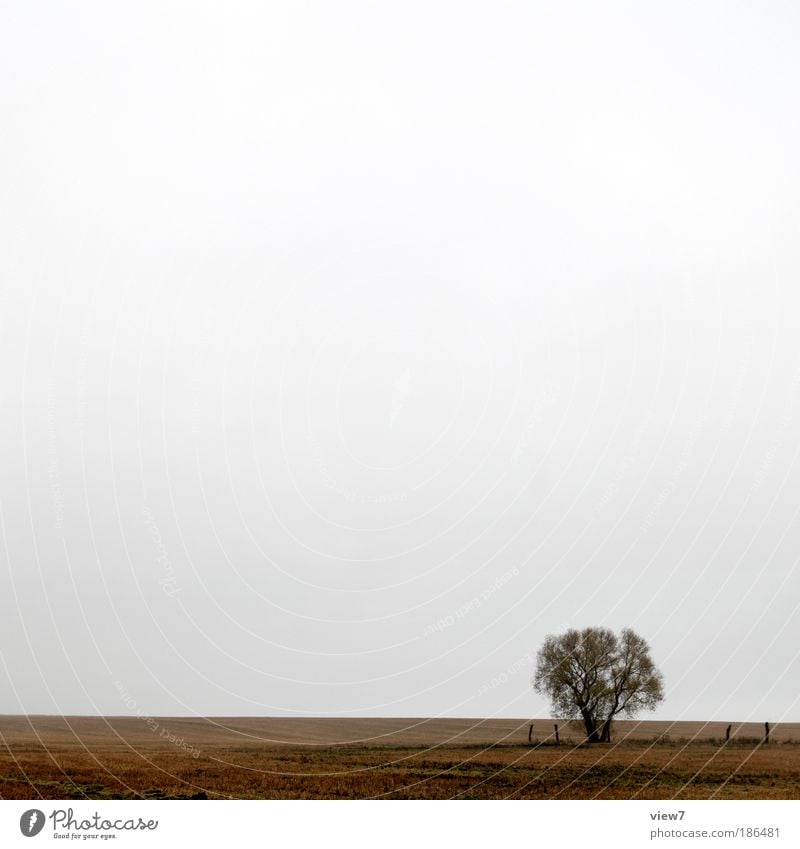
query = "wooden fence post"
xmin=725 ymin=724 xmax=731 ymax=743
xmin=528 ymin=724 xmax=533 ymax=743
xmin=764 ymin=722 xmax=770 ymax=744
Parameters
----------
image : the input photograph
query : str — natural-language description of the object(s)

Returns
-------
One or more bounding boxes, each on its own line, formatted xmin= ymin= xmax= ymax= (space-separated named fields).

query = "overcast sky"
xmin=1 ymin=1 xmax=800 ymax=723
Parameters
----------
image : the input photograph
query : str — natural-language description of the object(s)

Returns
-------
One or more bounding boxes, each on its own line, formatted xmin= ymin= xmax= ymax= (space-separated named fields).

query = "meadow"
xmin=1 ymin=717 xmax=797 ymax=800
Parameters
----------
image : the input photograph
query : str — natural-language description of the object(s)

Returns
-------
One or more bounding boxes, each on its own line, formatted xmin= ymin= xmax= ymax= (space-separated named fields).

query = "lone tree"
xmin=533 ymin=626 xmax=664 ymax=743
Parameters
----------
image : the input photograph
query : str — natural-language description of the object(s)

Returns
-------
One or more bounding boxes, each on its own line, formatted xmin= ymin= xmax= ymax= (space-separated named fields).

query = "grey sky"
xmin=1 ymin=2 xmax=799 ymax=722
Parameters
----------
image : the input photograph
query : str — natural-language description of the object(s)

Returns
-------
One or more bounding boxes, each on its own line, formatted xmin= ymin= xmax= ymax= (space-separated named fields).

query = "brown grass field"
xmin=1 ymin=716 xmax=798 ymax=800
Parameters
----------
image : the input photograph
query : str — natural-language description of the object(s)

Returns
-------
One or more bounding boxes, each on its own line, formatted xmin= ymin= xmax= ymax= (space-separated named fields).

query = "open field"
xmin=1 ymin=716 xmax=798 ymax=800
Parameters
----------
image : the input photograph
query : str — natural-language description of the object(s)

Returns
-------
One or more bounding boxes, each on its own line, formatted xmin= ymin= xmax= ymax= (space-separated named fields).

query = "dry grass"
xmin=1 ymin=716 xmax=798 ymax=800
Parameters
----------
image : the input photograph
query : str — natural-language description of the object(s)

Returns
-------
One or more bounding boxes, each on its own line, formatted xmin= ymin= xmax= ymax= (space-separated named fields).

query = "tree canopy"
xmin=533 ymin=626 xmax=664 ymax=743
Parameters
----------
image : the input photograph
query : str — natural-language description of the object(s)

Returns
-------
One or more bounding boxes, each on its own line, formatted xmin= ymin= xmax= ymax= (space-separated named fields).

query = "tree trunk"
xmin=582 ymin=711 xmax=599 ymax=743
xmin=600 ymin=718 xmax=612 ymax=743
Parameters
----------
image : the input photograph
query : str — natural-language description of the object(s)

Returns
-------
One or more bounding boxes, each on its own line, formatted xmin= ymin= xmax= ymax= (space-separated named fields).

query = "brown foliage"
xmin=0 ymin=717 xmax=797 ymax=800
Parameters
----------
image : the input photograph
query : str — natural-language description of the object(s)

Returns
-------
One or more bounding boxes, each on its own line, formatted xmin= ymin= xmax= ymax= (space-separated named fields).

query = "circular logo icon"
xmin=19 ymin=809 xmax=46 ymax=837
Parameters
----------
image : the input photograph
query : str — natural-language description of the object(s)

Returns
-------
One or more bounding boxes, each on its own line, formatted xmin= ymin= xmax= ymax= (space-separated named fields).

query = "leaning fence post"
xmin=725 ymin=724 xmax=731 ymax=743
xmin=528 ymin=724 xmax=533 ymax=743
xmin=764 ymin=722 xmax=770 ymax=744
xmin=554 ymin=724 xmax=559 ymax=745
